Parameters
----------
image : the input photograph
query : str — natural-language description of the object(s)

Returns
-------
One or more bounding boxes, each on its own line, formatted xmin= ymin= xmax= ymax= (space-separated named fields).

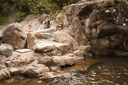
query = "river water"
xmin=0 ymin=56 xmax=128 ymax=85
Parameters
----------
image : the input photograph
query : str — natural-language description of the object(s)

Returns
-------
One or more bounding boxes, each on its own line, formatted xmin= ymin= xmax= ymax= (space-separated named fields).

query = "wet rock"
xmin=52 ymin=55 xmax=76 ymax=66
xmin=90 ymin=39 xmax=109 ymax=55
xmin=38 ymin=57 xmax=53 ymax=66
xmin=23 ymin=64 xmax=50 ymax=76
xmin=0 ymin=46 xmax=13 ymax=57
xmin=49 ymin=66 xmax=61 ymax=71
xmin=75 ymin=57 xmax=85 ymax=62
xmin=85 ymin=52 xmax=93 ymax=57
xmin=9 ymin=63 xmax=50 ymax=76
xmin=63 ymin=58 xmax=101 ymax=72
xmin=113 ymin=50 xmax=128 ymax=57
xmin=0 ymin=67 xmax=11 ymax=80
xmin=26 ymin=33 xmax=36 ymax=50
xmin=2 ymin=23 xmax=26 ymax=49
xmin=40 ymin=71 xmax=76 ymax=79
xmin=73 ymin=50 xmax=85 ymax=57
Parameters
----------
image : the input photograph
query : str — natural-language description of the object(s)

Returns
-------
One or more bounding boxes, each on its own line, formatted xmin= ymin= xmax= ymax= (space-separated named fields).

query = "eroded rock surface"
xmin=9 ymin=63 xmax=50 ymax=76
xmin=64 ymin=0 xmax=128 ymax=56
xmin=33 ymin=40 xmax=71 ymax=55
xmin=5 ymin=51 xmax=39 ymax=67
xmin=53 ymin=30 xmax=78 ymax=50
xmin=2 ymin=23 xmax=26 ymax=49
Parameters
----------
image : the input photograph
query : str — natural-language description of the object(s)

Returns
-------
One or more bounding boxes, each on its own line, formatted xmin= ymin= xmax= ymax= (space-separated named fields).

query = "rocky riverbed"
xmin=1 ymin=0 xmax=128 ymax=84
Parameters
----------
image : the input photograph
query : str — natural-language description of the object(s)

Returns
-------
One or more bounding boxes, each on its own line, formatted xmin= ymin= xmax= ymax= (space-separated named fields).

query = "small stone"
xmin=105 ymin=10 xmax=110 ymax=13
xmin=73 ymin=50 xmax=85 ymax=57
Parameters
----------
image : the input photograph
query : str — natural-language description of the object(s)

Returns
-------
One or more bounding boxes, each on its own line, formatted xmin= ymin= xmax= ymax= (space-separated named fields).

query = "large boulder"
xmin=22 ymin=64 xmax=50 ymax=76
xmin=20 ymin=14 xmax=42 ymax=32
xmin=2 ymin=23 xmax=26 ymax=49
xmin=33 ymin=40 xmax=71 ymax=55
xmin=53 ymin=30 xmax=78 ymax=50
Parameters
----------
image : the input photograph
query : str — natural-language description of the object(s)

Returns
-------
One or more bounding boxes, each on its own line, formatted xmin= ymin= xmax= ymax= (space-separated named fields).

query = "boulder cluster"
xmin=1 ymin=0 xmax=128 ymax=81
xmin=0 ymin=14 xmax=91 ymax=80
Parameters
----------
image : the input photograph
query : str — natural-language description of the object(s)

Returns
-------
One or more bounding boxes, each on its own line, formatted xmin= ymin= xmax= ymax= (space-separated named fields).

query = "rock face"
xmin=88 ymin=0 xmax=128 ymax=55
xmin=20 ymin=14 xmax=42 ymax=32
xmin=64 ymin=0 xmax=128 ymax=56
xmin=56 ymin=14 xmax=63 ymax=23
xmin=38 ymin=14 xmax=47 ymax=24
xmin=53 ymin=30 xmax=78 ymax=50
xmin=2 ymin=23 xmax=26 ymax=49
xmin=68 ymin=17 xmax=88 ymax=45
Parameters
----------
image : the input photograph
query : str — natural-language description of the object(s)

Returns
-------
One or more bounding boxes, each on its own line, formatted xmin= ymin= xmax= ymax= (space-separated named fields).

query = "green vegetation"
xmin=103 ymin=0 xmax=121 ymax=8
xmin=97 ymin=0 xmax=121 ymax=9
xmin=0 ymin=0 xmax=80 ymax=25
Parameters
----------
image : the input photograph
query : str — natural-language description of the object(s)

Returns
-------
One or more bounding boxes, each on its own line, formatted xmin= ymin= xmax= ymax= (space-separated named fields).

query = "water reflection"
xmin=0 ymin=56 xmax=128 ymax=85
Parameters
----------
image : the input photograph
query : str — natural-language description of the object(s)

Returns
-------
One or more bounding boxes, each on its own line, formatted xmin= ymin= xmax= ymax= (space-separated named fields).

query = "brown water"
xmin=0 ymin=56 xmax=128 ymax=85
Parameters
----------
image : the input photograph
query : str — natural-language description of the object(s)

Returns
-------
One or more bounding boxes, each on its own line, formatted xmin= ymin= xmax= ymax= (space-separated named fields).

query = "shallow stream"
xmin=0 ymin=56 xmax=128 ymax=85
